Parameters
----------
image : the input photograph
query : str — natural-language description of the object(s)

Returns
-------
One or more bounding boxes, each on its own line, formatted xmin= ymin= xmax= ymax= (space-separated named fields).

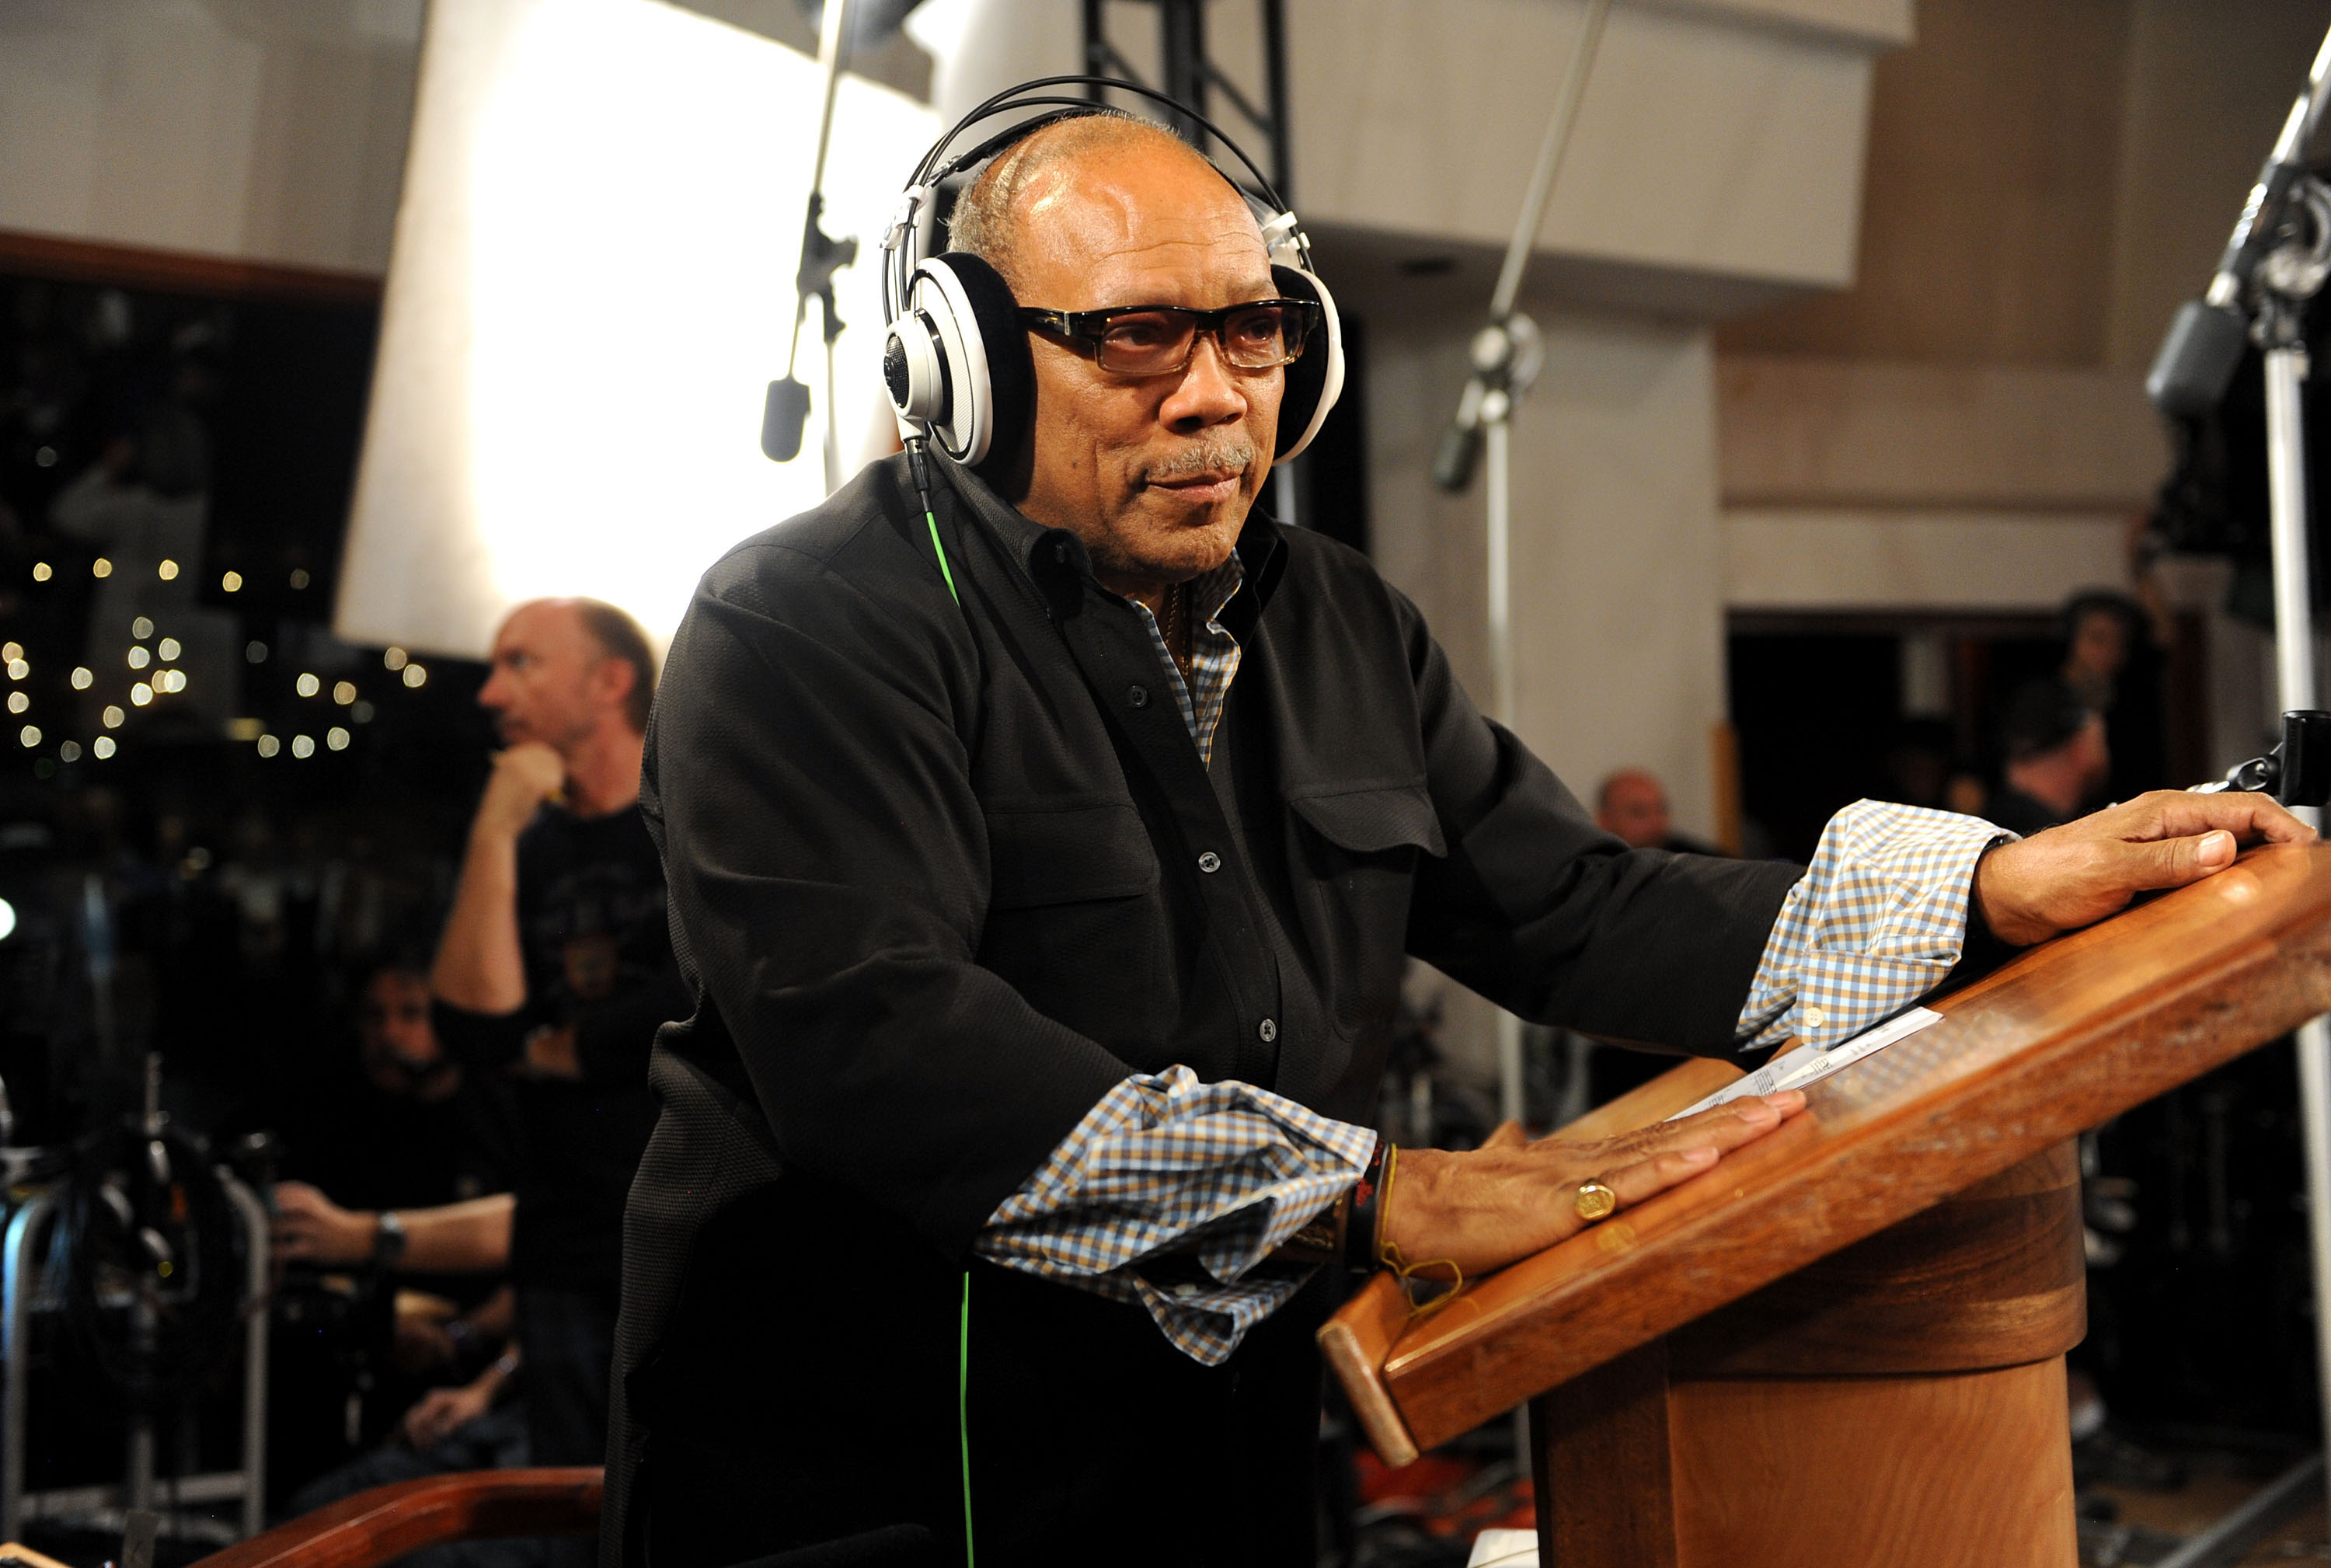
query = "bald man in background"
xmin=431 ymin=599 xmax=687 ymax=1543
xmin=1594 ymin=766 xmax=1723 ymax=855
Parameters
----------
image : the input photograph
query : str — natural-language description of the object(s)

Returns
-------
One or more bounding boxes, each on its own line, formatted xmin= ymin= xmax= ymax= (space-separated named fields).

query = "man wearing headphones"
xmin=608 ymin=105 xmax=2306 ymax=1566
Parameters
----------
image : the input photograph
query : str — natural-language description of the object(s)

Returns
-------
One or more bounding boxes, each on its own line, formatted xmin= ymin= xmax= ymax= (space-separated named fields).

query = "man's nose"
xmin=1159 ymin=333 xmax=1247 ymax=431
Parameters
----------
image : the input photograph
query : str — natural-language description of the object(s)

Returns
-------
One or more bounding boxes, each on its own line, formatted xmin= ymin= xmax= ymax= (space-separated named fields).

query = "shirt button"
xmin=1197 ymin=851 xmax=1222 ymax=873
xmin=1128 ymin=684 xmax=1150 ymax=709
xmin=1170 ymin=1283 xmax=1200 ymax=1300
xmin=1803 ymin=1007 xmax=1828 ymax=1030
xmin=1258 ymin=1017 xmax=1278 ymax=1044
xmin=1052 ymin=540 xmax=1068 ymax=563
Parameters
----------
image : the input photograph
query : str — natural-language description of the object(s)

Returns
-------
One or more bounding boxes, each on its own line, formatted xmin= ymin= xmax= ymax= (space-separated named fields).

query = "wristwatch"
xmin=371 ymin=1210 xmax=409 ymax=1269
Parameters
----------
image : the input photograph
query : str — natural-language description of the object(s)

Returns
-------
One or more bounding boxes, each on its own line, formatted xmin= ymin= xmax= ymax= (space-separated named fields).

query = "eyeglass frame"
xmin=1017 ymin=298 xmax=1322 ymax=377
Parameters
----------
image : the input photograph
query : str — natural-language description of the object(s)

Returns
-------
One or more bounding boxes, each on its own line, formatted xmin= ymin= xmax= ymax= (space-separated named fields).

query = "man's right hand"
xmin=1380 ymin=1091 xmax=1806 ymax=1277
xmin=272 ymin=1181 xmax=377 ymax=1266
xmin=473 ymin=742 xmax=566 ymax=841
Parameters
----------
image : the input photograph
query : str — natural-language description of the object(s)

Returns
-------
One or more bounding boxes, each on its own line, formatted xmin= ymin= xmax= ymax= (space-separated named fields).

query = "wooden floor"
xmin=2085 ymin=1448 xmax=2329 ymax=1566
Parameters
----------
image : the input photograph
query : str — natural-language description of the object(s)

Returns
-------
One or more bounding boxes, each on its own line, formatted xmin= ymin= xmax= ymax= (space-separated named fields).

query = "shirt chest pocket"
xmin=984 ymin=802 xmax=1159 ymax=908
xmin=1286 ymin=783 xmax=1444 ymax=1038
xmin=978 ymin=802 xmax=1169 ymax=1047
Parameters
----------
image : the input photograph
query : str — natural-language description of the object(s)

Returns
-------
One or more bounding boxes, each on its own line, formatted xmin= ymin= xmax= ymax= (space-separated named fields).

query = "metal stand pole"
xmin=1444 ymin=0 xmax=1611 ymax=1136
xmin=2260 ymin=330 xmax=2331 ymax=1467
xmin=2 ymin=1192 xmax=56 ymax=1542
xmin=222 ymin=1173 xmax=270 ymax=1538
xmin=1486 ymin=417 xmax=1527 ymax=1124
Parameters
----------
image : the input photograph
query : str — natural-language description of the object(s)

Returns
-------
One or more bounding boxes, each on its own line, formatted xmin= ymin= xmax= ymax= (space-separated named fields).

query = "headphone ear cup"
xmin=1270 ymin=263 xmax=1345 ymax=463
xmin=931 ymin=253 xmax=1031 ymax=479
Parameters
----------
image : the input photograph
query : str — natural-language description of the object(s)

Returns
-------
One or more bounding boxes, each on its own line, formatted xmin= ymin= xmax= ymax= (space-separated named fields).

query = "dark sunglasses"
xmin=1019 ymin=298 xmax=1321 ymax=377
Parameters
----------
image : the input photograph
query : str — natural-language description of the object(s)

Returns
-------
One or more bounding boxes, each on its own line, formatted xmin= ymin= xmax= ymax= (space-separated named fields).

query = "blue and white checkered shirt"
xmin=970 ymin=570 xmax=2013 ymax=1363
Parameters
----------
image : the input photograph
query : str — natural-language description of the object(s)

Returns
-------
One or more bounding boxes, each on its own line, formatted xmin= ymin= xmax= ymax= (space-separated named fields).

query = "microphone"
xmin=1430 ymin=318 xmax=1539 ymax=493
xmin=2148 ymin=30 xmax=2331 ymax=417
xmin=761 ymin=378 xmax=812 ymax=463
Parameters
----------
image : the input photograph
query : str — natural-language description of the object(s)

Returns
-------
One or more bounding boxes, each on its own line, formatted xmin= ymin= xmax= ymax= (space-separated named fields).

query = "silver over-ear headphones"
xmin=879 ymin=78 xmax=1346 ymax=474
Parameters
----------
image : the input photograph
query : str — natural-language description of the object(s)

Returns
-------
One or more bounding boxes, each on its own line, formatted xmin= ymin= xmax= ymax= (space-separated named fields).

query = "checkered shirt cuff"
xmin=1736 ymin=799 xmax=2015 ymax=1051
xmin=974 ymin=1064 xmax=1378 ymax=1365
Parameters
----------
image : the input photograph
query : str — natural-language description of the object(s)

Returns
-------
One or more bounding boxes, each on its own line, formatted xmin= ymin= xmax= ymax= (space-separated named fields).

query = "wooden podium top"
xmin=1324 ymin=841 xmax=2331 ymax=1465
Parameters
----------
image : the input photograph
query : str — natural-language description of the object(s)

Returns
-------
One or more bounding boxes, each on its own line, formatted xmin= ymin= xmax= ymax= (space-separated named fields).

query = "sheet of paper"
xmin=1667 ymin=1006 xmax=1943 ymax=1120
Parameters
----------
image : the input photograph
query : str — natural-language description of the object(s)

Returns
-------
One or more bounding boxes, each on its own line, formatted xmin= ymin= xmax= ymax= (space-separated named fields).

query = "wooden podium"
xmin=1322 ymin=843 xmax=2331 ymax=1568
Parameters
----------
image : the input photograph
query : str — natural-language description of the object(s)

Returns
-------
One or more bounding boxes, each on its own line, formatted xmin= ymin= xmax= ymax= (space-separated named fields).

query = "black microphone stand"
xmin=1424 ymin=0 xmax=1611 ymax=1135
xmin=762 ymin=0 xmax=862 ymax=490
xmin=2152 ymin=19 xmax=2331 ymax=1496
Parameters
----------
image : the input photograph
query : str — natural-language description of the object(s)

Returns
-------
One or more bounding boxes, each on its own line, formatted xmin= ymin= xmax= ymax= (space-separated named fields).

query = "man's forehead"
xmin=1011 ymin=148 xmax=1271 ymax=304
xmin=495 ymin=601 xmax=584 ymax=653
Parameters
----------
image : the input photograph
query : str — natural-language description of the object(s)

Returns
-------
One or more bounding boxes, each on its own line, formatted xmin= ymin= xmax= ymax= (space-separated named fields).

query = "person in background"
xmin=429 ymin=598 xmax=686 ymax=1545
xmin=275 ymin=1184 xmax=530 ymax=1568
xmin=2061 ymin=590 xmax=2170 ymax=800
xmin=1978 ymin=677 xmax=2183 ymax=1492
xmin=1988 ymin=681 xmax=2111 ymax=838
xmin=1593 ymin=767 xmax=1723 ymax=855
xmin=270 ymin=962 xmax=523 ymax=1469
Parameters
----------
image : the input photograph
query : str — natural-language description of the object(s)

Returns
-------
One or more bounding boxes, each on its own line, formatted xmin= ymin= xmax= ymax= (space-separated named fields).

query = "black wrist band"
xmin=1345 ymin=1139 xmax=1390 ymax=1276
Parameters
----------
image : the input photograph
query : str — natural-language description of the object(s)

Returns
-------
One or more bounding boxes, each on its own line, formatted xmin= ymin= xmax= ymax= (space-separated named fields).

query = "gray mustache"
xmin=1143 ymin=444 xmax=1255 ymax=484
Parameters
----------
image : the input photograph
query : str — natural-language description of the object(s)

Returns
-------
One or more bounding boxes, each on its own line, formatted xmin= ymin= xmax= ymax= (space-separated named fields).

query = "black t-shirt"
xmin=434 ymin=803 xmax=685 ymax=1298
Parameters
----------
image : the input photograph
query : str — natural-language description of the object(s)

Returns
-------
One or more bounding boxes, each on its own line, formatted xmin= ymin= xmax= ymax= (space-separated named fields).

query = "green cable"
xmin=958 ymin=1269 xmax=975 ymax=1564
xmin=926 ymin=507 xmax=960 ymax=605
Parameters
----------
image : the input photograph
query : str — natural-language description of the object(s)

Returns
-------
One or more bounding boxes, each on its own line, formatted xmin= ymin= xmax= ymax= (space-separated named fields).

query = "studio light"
xmin=337 ymin=0 xmax=938 ymax=657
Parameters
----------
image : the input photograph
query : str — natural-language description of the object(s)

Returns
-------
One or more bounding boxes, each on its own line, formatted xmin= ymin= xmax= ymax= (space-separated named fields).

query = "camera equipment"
xmin=2198 ymin=710 xmax=2331 ymax=807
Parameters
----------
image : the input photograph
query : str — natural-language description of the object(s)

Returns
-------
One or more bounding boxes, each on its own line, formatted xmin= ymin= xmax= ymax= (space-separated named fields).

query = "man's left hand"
xmin=1975 ymin=790 xmax=2315 ymax=947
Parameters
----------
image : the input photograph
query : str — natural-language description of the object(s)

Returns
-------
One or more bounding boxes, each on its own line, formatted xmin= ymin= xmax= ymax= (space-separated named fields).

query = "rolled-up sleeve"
xmin=1734 ymin=800 xmax=2014 ymax=1050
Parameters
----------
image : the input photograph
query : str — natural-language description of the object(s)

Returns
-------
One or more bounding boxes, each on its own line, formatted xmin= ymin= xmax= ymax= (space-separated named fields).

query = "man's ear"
xmin=591 ymin=655 xmax=636 ymax=716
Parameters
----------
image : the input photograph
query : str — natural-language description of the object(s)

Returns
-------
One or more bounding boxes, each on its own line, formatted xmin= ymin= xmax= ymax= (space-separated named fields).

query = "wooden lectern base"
xmin=1528 ymin=1144 xmax=2085 ymax=1568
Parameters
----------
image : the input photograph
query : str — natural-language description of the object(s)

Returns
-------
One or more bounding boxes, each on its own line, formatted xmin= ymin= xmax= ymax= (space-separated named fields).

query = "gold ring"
xmin=1573 ymin=1178 xmax=1618 ymax=1223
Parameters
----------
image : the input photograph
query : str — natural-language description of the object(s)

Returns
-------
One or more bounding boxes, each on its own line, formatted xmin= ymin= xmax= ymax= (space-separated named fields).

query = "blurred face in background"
xmin=357 ymin=967 xmax=458 ymax=1102
xmin=477 ymin=601 xmax=617 ymax=755
xmin=2068 ymin=609 xmax=2130 ymax=688
xmin=1597 ymin=771 xmax=1672 ymax=851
